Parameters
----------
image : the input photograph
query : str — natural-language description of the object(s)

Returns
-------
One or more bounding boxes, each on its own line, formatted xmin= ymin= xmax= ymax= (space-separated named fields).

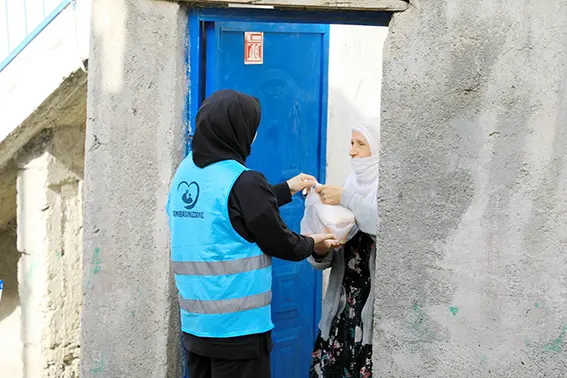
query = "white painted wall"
xmin=0 ymin=306 xmax=22 ymax=377
xmin=325 ymin=24 xmax=387 ymax=186
xmin=0 ymin=0 xmax=90 ymax=145
xmin=16 ymin=126 xmax=84 ymax=378
xmin=322 ymin=24 xmax=388 ymax=295
xmin=0 ymin=2 xmax=89 ymax=376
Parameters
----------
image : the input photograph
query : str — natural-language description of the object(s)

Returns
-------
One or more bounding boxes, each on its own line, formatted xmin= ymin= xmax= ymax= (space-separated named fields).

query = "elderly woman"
xmin=309 ymin=118 xmax=379 ymax=378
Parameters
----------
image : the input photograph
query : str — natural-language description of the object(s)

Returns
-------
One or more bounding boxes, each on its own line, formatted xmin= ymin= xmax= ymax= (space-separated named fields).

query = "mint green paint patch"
xmin=56 ymin=251 xmax=62 ymax=261
xmin=87 ymin=248 xmax=102 ymax=288
xmin=90 ymin=357 xmax=105 ymax=374
xmin=535 ymin=303 xmax=540 ymax=309
xmin=411 ymin=303 xmax=425 ymax=330
xmin=543 ymin=325 xmax=566 ymax=352
xmin=449 ymin=306 xmax=459 ymax=316
xmin=27 ymin=258 xmax=38 ymax=283
xmin=524 ymin=337 xmax=531 ymax=347
xmin=408 ymin=303 xmax=439 ymax=342
xmin=480 ymin=355 xmax=488 ymax=362
xmin=544 ymin=340 xmax=563 ymax=352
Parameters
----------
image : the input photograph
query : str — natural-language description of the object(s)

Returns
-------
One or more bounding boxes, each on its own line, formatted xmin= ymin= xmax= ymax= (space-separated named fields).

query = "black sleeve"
xmin=311 ymin=252 xmax=325 ymax=262
xmin=270 ymin=182 xmax=292 ymax=207
xmin=228 ymin=171 xmax=314 ymax=262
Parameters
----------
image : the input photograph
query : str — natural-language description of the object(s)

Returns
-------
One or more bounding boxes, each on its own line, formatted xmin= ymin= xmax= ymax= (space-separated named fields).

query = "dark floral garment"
xmin=310 ymin=231 xmax=375 ymax=378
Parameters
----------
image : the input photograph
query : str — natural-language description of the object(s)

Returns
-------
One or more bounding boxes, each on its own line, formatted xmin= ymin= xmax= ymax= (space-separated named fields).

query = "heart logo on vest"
xmin=178 ymin=181 xmax=200 ymax=210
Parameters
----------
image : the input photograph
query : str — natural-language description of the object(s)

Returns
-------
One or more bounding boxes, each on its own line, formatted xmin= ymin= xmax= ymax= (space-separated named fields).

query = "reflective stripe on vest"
xmin=178 ymin=290 xmax=272 ymax=315
xmin=172 ymin=254 xmax=271 ymax=276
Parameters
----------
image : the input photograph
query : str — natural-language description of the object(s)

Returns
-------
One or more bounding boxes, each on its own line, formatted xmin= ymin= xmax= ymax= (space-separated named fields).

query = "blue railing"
xmin=0 ymin=0 xmax=72 ymax=72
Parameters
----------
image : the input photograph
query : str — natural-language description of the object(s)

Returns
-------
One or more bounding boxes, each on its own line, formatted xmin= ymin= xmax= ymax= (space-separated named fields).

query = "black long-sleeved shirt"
xmin=227 ymin=170 xmax=315 ymax=261
xmin=185 ymin=91 xmax=315 ymax=360
xmin=183 ymin=170 xmax=314 ymax=358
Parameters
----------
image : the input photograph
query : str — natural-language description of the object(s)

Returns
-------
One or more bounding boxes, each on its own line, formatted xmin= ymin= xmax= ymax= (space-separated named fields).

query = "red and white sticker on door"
xmin=244 ymin=32 xmax=264 ymax=65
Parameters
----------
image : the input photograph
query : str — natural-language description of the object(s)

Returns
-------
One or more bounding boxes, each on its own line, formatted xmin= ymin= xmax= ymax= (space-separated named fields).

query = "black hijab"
xmin=192 ymin=90 xmax=261 ymax=168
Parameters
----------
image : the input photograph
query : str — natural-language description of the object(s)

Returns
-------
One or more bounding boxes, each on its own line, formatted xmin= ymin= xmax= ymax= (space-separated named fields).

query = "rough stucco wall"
xmin=17 ymin=126 xmax=85 ymax=378
xmin=375 ymin=1 xmax=567 ymax=376
xmin=82 ymin=0 xmax=187 ymax=377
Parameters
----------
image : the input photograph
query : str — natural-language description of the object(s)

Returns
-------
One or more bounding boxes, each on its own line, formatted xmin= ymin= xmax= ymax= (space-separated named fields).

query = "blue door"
xmin=200 ymin=20 xmax=329 ymax=378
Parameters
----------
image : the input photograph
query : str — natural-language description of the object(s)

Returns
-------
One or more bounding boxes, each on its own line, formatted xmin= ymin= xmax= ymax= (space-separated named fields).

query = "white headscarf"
xmin=343 ymin=117 xmax=380 ymax=208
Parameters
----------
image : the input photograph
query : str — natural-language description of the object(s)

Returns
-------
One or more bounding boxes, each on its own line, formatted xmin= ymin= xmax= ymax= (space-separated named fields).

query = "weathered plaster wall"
xmin=17 ymin=125 xmax=85 ymax=378
xmin=0 ymin=226 xmax=23 ymax=378
xmin=375 ymin=1 xmax=567 ymax=376
xmin=82 ymin=0 xmax=187 ymax=377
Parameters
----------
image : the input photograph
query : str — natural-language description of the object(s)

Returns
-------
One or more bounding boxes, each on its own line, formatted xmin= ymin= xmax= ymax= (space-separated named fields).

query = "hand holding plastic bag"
xmin=300 ymin=184 xmax=356 ymax=244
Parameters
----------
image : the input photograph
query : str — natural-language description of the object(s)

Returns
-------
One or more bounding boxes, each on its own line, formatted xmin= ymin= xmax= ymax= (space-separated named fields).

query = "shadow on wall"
xmin=48 ymin=125 xmax=86 ymax=179
xmin=0 ymin=224 xmax=19 ymax=322
xmin=17 ymin=126 xmax=86 ymax=180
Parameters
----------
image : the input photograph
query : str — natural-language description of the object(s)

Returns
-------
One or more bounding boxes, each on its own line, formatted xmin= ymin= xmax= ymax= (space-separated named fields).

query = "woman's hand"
xmin=287 ymin=173 xmax=317 ymax=195
xmin=310 ymin=233 xmax=340 ymax=255
xmin=315 ymin=185 xmax=343 ymax=205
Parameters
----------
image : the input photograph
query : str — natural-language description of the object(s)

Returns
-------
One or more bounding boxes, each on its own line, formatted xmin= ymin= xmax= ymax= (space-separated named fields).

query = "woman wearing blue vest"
xmin=167 ymin=89 xmax=339 ymax=378
xmin=307 ymin=118 xmax=379 ymax=378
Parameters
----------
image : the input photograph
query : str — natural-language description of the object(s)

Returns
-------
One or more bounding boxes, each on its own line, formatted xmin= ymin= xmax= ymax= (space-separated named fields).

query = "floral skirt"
xmin=308 ymin=306 xmax=372 ymax=378
xmin=309 ymin=322 xmax=372 ymax=378
xmin=309 ymin=231 xmax=373 ymax=378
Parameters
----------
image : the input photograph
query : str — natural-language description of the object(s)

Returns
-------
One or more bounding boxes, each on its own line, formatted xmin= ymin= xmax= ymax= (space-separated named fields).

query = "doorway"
xmin=186 ymin=7 xmax=389 ymax=378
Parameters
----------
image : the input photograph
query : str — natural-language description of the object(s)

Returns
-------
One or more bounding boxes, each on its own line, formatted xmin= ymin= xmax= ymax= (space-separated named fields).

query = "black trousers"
xmin=184 ymin=332 xmax=272 ymax=378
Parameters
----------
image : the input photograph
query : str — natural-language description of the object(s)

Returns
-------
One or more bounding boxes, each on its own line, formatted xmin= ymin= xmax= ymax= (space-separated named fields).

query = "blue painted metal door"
xmin=203 ymin=21 xmax=329 ymax=378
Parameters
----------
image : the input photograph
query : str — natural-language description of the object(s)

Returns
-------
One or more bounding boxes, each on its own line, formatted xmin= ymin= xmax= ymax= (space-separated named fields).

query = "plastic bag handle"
xmin=302 ymin=181 xmax=321 ymax=196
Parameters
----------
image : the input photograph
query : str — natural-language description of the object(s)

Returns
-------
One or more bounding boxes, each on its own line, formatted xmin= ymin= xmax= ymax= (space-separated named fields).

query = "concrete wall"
xmin=0 ymin=126 xmax=86 ymax=378
xmin=17 ymin=125 xmax=85 ymax=378
xmin=82 ymin=0 xmax=187 ymax=377
xmin=374 ymin=1 xmax=567 ymax=376
xmin=0 ymin=226 xmax=23 ymax=378
xmin=0 ymin=1 xmax=89 ymax=373
xmin=0 ymin=1 xmax=88 ymax=368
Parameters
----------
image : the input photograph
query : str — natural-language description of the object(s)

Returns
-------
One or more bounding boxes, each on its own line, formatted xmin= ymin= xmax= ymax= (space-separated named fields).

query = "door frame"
xmin=187 ymin=7 xmax=334 ymax=338
xmin=183 ymin=7 xmax=391 ymax=376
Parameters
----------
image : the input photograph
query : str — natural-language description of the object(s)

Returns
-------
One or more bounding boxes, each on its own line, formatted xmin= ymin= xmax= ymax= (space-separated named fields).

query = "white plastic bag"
xmin=300 ymin=186 xmax=356 ymax=244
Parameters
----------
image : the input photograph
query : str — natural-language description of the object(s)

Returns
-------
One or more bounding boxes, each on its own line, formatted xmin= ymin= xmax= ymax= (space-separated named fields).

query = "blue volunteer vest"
xmin=166 ymin=154 xmax=274 ymax=338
